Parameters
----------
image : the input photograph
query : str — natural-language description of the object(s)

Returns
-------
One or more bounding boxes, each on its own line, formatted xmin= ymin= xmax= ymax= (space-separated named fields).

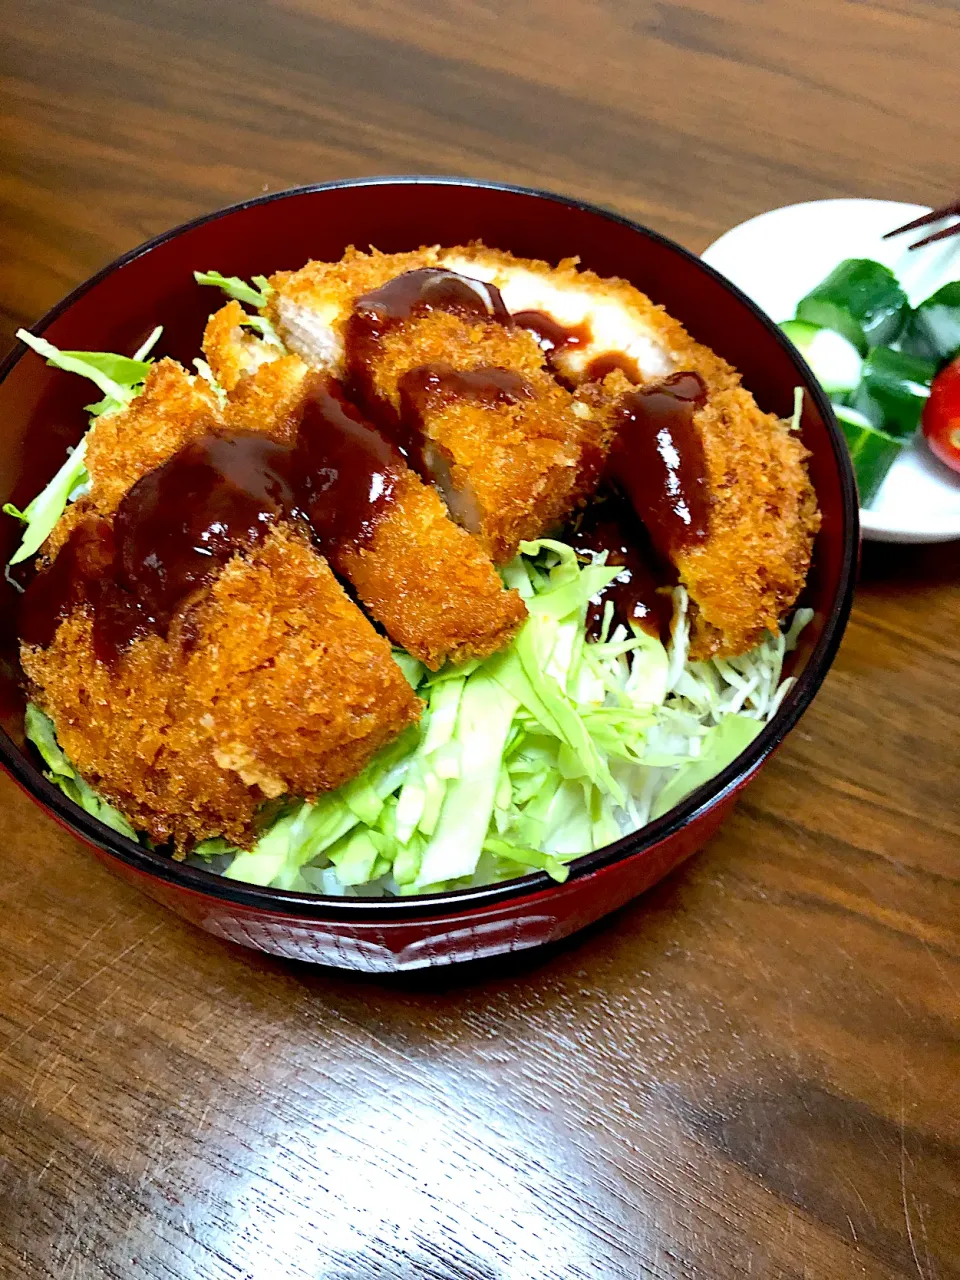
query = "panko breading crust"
xmin=22 ymin=525 xmax=419 ymax=850
xmin=201 ymin=299 xmax=282 ymax=393
xmin=265 ymin=248 xmax=611 ymax=561
xmin=340 ymin=471 xmax=527 ymax=669
xmin=204 ymin=342 xmax=527 ymax=669
xmin=433 ymin=245 xmax=819 ymax=659
xmin=590 ymin=367 xmax=820 ymax=659
xmin=366 ymin=310 xmax=612 ymax=563
xmin=23 ymin=361 xmax=421 ymax=850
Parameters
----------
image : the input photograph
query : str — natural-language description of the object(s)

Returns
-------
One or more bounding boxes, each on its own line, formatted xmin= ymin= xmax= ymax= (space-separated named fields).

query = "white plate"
xmin=701 ymin=198 xmax=960 ymax=544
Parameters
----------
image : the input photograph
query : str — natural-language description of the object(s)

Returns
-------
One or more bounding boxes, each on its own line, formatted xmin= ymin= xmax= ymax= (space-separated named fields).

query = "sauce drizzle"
xmin=294 ymin=380 xmax=405 ymax=555
xmin=19 ymin=518 xmax=115 ymax=653
xmin=609 ymin=371 xmax=710 ymax=559
xmin=513 ymin=310 xmax=591 ymax=381
xmin=19 ymin=379 xmax=407 ymax=667
xmin=344 ymin=268 xmax=511 ymax=434
xmin=570 ymin=494 xmax=672 ymax=641
xmin=584 ymin=351 xmax=642 ymax=384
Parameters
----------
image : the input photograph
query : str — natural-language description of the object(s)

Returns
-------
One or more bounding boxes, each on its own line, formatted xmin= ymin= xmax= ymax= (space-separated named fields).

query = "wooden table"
xmin=1 ymin=2 xmax=958 ymax=1276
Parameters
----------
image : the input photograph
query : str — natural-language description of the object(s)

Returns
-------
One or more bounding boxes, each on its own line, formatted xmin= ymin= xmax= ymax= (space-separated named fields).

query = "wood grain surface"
xmin=1 ymin=1 xmax=959 ymax=1277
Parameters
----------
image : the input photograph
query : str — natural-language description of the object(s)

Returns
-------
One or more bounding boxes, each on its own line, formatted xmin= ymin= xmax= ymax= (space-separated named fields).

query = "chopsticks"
xmin=883 ymin=200 xmax=960 ymax=250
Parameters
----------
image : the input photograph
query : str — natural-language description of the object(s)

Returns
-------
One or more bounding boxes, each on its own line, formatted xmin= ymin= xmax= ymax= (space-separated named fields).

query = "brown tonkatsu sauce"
xmin=345 ymin=269 xmax=511 ymax=431
xmin=20 ymin=265 xmax=713 ymax=664
xmin=19 ymin=380 xmax=407 ymax=666
xmin=608 ymin=372 xmax=711 ymax=560
xmin=345 ymin=270 xmax=540 ymax=486
xmin=293 ymin=381 xmax=405 ymax=554
xmin=20 ymin=517 xmax=115 ymax=653
xmin=570 ymin=495 xmax=673 ymax=642
xmin=515 ymin=313 xmax=644 ymax=388
xmin=354 ymin=268 xmax=512 ymax=328
xmin=584 ymin=351 xmax=643 ymax=384
xmin=398 ymin=363 xmax=532 ymax=429
xmin=116 ymin=433 xmax=298 ymax=610
xmin=512 ymin=310 xmax=591 ymax=380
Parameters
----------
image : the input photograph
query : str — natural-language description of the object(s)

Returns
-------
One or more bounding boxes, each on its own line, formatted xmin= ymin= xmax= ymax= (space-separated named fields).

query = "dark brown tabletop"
xmin=1 ymin=2 xmax=959 ymax=1276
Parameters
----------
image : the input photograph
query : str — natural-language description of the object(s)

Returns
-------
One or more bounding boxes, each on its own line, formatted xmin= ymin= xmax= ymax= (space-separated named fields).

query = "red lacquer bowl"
xmin=0 ymin=179 xmax=858 ymax=971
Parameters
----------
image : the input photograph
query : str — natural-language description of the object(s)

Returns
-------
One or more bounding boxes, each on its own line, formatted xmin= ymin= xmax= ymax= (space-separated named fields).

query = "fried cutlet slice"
xmin=263 ymin=248 xmax=611 ymax=561
xmin=22 ymin=525 xmax=420 ymax=850
xmin=201 ymin=300 xmax=285 ymax=393
xmin=338 ymin=469 xmax=528 ymax=668
xmin=223 ymin=350 xmax=314 ymax=442
xmin=45 ymin=358 xmax=224 ymax=558
xmin=436 ymin=245 xmax=707 ymax=388
xmin=25 ymin=357 xmax=420 ymax=846
xmin=45 ymin=348 xmax=521 ymax=672
xmin=438 ymin=247 xmax=820 ymax=659
xmin=586 ymin=370 xmax=819 ymax=660
xmin=359 ymin=313 xmax=612 ymax=563
xmin=266 ymin=247 xmax=441 ymax=373
xmin=221 ymin=359 xmax=528 ymax=668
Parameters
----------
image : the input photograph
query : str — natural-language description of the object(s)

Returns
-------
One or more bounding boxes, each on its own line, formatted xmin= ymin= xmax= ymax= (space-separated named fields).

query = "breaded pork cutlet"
xmin=199 ymin=299 xmax=284 ymax=392
xmin=350 ymin=305 xmax=612 ymax=564
xmin=216 ymin=245 xmax=818 ymax=657
xmin=335 ymin=467 xmax=527 ymax=670
xmin=203 ymin=307 xmax=528 ymax=668
xmin=22 ymin=525 xmax=420 ymax=850
xmin=267 ymin=247 xmax=439 ymax=372
xmin=45 ymin=358 xmax=223 ymax=557
xmin=436 ymin=246 xmax=722 ymax=389
xmin=262 ymin=248 xmax=611 ymax=562
xmin=21 ymin=361 xmax=420 ymax=850
xmin=585 ymin=367 xmax=819 ymax=660
xmin=438 ymin=246 xmax=819 ymax=660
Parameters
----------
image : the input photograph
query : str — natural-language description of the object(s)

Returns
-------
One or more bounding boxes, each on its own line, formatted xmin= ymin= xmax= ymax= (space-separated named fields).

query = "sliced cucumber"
xmin=780 ymin=319 xmax=863 ymax=395
xmin=899 ymin=281 xmax=960 ymax=364
xmin=795 ymin=259 xmax=908 ymax=355
xmin=833 ymin=404 xmax=903 ymax=508
xmin=850 ymin=345 xmax=936 ymax=439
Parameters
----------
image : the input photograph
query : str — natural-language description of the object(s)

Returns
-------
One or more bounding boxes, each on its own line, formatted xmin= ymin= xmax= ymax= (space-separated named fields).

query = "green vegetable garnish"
xmin=850 ymin=345 xmax=936 ymax=439
xmin=795 ymin=259 xmax=908 ymax=355
xmin=3 ymin=438 xmax=90 ymax=566
xmin=4 ymin=327 xmax=162 ymax=564
xmin=194 ymin=270 xmax=273 ymax=309
xmin=899 ymin=281 xmax=960 ymax=364
xmin=832 ymin=404 xmax=902 ymax=508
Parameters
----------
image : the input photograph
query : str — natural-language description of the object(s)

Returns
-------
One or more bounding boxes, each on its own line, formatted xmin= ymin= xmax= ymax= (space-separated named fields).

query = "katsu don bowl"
xmin=0 ymin=179 xmax=857 ymax=972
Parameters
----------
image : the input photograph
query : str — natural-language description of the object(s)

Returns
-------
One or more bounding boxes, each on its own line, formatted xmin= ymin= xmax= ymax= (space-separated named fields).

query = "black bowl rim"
xmin=0 ymin=175 xmax=859 ymax=922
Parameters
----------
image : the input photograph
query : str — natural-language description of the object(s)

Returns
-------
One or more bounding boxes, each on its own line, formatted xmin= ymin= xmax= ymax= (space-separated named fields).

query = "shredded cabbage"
xmin=192 ymin=358 xmax=228 ymax=406
xmin=194 ymin=270 xmax=273 ymax=310
xmin=24 ymin=705 xmax=136 ymax=838
xmin=239 ymin=313 xmax=284 ymax=347
xmin=194 ymin=269 xmax=283 ymax=348
xmin=788 ymin=386 xmax=804 ymax=432
xmin=4 ymin=438 xmax=90 ymax=566
xmin=4 ymin=327 xmax=162 ymax=564
xmin=24 ymin=541 xmax=812 ymax=896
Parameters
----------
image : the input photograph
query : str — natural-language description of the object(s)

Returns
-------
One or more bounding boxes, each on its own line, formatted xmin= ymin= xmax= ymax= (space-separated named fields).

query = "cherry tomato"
xmin=923 ymin=355 xmax=960 ymax=474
